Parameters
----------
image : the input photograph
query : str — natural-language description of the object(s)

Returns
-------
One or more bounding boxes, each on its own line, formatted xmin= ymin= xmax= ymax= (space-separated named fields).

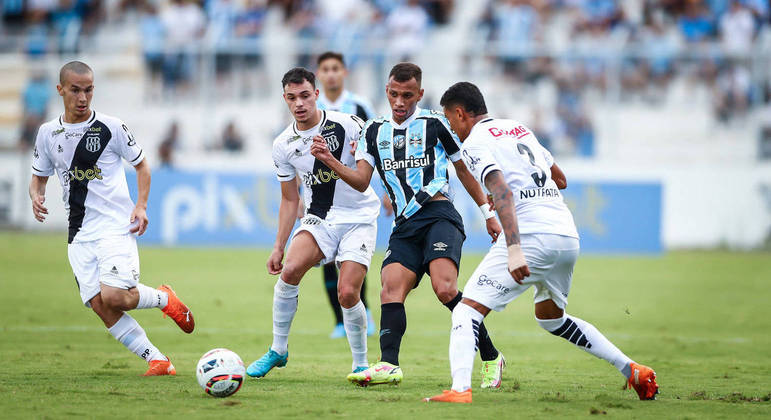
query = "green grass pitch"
xmin=1 ymin=232 xmax=769 ymax=418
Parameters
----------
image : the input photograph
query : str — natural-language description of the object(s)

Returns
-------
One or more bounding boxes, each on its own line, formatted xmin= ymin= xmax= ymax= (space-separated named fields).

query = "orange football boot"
xmin=143 ymin=359 xmax=176 ymax=376
xmin=423 ymin=389 xmax=472 ymax=403
xmin=628 ymin=362 xmax=659 ymax=400
xmin=159 ymin=285 xmax=195 ymax=333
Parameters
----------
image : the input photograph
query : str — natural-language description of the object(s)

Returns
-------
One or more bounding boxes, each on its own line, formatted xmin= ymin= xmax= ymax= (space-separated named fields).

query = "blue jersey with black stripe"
xmin=355 ymin=107 xmax=462 ymax=225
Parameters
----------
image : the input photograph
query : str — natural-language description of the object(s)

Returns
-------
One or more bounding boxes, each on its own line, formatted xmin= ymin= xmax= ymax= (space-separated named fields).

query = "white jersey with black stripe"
xmin=272 ymin=110 xmax=380 ymax=224
xmin=31 ymin=110 xmax=145 ymax=243
xmin=460 ymin=117 xmax=578 ymax=239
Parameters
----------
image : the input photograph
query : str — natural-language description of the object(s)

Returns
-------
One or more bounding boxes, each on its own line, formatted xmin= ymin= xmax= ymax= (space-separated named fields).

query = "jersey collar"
xmin=292 ymin=110 xmax=327 ymax=136
xmin=390 ymin=106 xmax=421 ymax=129
xmin=59 ymin=110 xmax=96 ymax=128
xmin=320 ymin=90 xmax=350 ymax=111
xmin=468 ymin=117 xmax=493 ymax=139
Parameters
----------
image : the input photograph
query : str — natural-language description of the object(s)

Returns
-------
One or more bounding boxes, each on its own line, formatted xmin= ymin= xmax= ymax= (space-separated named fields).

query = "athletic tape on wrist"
xmin=478 ymin=204 xmax=496 ymax=220
xmin=507 ymin=244 xmax=527 ymax=271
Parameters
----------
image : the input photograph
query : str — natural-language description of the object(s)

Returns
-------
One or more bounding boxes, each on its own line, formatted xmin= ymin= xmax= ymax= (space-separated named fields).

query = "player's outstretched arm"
xmin=130 ymin=159 xmax=151 ymax=236
xmin=453 ymin=159 xmax=502 ymax=242
xmin=29 ymin=175 xmax=49 ymax=222
xmin=309 ymin=135 xmax=374 ymax=192
xmin=269 ymin=180 xmax=301 ymax=275
xmin=484 ymin=169 xmax=530 ymax=283
xmin=551 ymin=163 xmax=567 ymax=190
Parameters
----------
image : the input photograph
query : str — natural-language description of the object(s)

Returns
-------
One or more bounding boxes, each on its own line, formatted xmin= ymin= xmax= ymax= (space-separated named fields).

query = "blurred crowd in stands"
xmin=4 ymin=0 xmax=771 ymax=157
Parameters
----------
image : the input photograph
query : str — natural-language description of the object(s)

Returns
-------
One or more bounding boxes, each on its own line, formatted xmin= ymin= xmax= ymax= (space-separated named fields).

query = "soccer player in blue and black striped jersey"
xmin=311 ymin=63 xmax=507 ymax=388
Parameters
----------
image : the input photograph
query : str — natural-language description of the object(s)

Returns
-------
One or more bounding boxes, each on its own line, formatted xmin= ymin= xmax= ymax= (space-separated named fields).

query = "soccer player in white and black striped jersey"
xmin=29 ymin=61 xmax=195 ymax=376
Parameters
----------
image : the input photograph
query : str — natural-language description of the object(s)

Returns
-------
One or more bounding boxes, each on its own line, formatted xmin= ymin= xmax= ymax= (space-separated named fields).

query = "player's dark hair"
xmin=281 ymin=67 xmax=316 ymax=89
xmin=389 ymin=62 xmax=422 ymax=86
xmin=440 ymin=82 xmax=488 ymax=116
xmin=317 ymin=51 xmax=345 ymax=67
xmin=59 ymin=61 xmax=93 ymax=85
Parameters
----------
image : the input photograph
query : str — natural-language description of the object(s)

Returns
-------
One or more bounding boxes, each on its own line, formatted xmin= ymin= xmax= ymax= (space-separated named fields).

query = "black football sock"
xmin=360 ymin=276 xmax=368 ymax=308
xmin=379 ymin=302 xmax=406 ymax=366
xmin=444 ymin=291 xmax=499 ymax=362
xmin=323 ymin=263 xmax=343 ymax=325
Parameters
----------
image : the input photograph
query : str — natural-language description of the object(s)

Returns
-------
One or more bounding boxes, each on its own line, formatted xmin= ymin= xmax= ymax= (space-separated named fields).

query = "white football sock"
xmin=135 ymin=283 xmax=168 ymax=309
xmin=270 ymin=278 xmax=299 ymax=355
xmin=108 ymin=313 xmax=166 ymax=361
xmin=342 ymin=300 xmax=368 ymax=370
xmin=450 ymin=303 xmax=484 ymax=392
xmin=538 ymin=314 xmax=634 ymax=377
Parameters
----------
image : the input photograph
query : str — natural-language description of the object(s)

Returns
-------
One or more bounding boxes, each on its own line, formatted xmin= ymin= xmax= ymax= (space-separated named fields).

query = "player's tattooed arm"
xmin=453 ymin=159 xmax=502 ymax=242
xmin=485 ymin=169 xmax=530 ymax=282
xmin=484 ymin=170 xmax=519 ymax=246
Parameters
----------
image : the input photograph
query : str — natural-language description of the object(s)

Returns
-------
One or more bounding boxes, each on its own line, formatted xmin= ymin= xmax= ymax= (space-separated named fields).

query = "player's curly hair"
xmin=282 ymin=67 xmax=316 ymax=89
xmin=440 ymin=82 xmax=488 ymax=116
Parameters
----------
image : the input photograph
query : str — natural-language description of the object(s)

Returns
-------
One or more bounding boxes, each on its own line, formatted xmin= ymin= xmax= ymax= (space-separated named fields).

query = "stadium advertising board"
xmin=127 ymin=168 xmax=661 ymax=252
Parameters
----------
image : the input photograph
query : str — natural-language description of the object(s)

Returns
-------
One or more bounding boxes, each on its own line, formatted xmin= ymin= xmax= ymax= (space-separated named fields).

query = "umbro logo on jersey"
xmin=85 ymin=136 xmax=100 ymax=153
xmin=57 ymin=145 xmax=63 ymax=153
xmin=433 ymin=242 xmax=448 ymax=251
xmin=378 ymin=140 xmax=390 ymax=149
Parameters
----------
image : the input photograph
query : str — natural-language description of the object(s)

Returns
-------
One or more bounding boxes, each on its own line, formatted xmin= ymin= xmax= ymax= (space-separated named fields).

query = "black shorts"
xmin=382 ymin=200 xmax=466 ymax=286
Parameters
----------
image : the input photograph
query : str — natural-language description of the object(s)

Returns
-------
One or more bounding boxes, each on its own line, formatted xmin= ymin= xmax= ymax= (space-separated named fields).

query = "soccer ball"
xmin=195 ymin=348 xmax=246 ymax=398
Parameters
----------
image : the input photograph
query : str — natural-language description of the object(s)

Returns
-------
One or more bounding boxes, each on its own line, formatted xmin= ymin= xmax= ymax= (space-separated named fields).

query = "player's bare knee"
xmin=337 ymin=287 xmax=359 ymax=308
xmin=279 ymin=263 xmax=304 ymax=285
xmin=431 ymin=278 xmax=458 ymax=304
xmin=380 ymin=277 xmax=406 ymax=303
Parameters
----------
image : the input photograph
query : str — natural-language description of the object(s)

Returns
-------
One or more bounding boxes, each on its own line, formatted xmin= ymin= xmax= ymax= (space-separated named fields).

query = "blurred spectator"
xmin=50 ymin=0 xmax=82 ymax=54
xmin=493 ymin=0 xmax=542 ymax=81
xmin=207 ymin=0 xmax=238 ymax=83
xmin=555 ymin=75 xmax=595 ymax=157
xmin=160 ymin=0 xmax=206 ymax=95
xmin=719 ymin=0 xmax=756 ymax=55
xmin=234 ymin=0 xmax=268 ymax=96
xmin=386 ymin=0 xmax=429 ymax=62
xmin=714 ymin=61 xmax=751 ymax=122
xmin=139 ymin=1 xmax=164 ymax=100
xmin=678 ymin=1 xmax=715 ymax=43
xmin=421 ymin=0 xmax=454 ymax=25
xmin=158 ymin=121 xmax=180 ymax=167
xmin=219 ymin=120 xmax=245 ymax=151
xmin=19 ymin=69 xmax=51 ymax=149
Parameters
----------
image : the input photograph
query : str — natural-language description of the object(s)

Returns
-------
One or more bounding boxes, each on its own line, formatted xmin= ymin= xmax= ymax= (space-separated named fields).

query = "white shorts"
xmin=293 ymin=215 xmax=377 ymax=269
xmin=68 ymin=234 xmax=140 ymax=307
xmin=462 ymin=233 xmax=579 ymax=312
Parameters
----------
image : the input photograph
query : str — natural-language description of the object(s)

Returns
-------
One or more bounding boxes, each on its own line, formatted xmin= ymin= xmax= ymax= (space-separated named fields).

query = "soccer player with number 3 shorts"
xmin=423 ymin=82 xmax=659 ymax=403
xmin=246 ymin=67 xmax=379 ymax=380
xmin=29 ymin=61 xmax=195 ymax=377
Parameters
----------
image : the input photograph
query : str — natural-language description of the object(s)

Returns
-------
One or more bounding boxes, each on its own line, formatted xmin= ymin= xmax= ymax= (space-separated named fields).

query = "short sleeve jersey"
xmin=460 ymin=117 xmax=578 ymax=238
xmin=317 ymin=90 xmax=376 ymax=122
xmin=272 ymin=110 xmax=380 ymax=224
xmin=355 ymin=107 xmax=461 ymax=225
xmin=31 ymin=111 xmax=145 ymax=243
